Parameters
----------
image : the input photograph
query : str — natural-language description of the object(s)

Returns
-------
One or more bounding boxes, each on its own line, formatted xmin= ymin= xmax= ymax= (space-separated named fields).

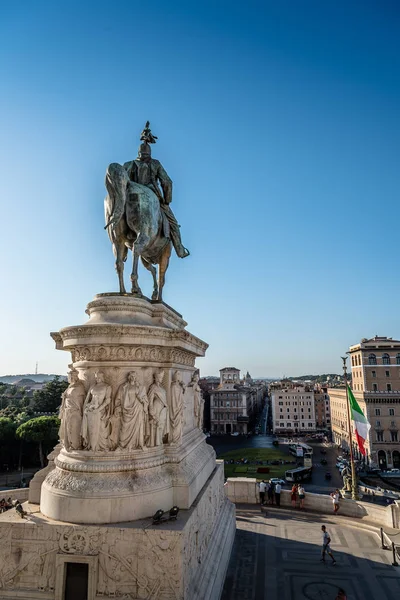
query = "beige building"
xmin=330 ymin=336 xmax=400 ymax=470
xmin=270 ymin=380 xmax=316 ymax=434
xmin=210 ymin=367 xmax=266 ymax=434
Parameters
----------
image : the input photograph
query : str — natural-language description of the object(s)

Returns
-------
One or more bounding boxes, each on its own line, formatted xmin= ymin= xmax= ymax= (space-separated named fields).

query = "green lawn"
xmin=218 ymin=447 xmax=294 ymax=480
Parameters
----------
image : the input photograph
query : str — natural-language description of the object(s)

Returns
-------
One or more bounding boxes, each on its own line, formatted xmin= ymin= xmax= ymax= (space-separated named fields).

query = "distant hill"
xmin=288 ymin=373 xmax=348 ymax=383
xmin=0 ymin=373 xmax=67 ymax=384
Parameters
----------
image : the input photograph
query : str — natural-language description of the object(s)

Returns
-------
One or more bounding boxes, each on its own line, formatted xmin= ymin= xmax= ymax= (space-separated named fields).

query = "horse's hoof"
xmin=131 ymin=289 xmax=143 ymax=297
xmin=151 ymin=292 xmax=158 ymax=301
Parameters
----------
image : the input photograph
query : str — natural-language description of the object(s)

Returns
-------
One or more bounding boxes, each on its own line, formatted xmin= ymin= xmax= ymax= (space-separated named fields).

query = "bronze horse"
xmin=104 ymin=163 xmax=171 ymax=301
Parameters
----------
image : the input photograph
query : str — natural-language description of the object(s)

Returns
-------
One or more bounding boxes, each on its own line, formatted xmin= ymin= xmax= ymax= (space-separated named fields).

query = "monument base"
xmin=0 ymin=462 xmax=236 ymax=600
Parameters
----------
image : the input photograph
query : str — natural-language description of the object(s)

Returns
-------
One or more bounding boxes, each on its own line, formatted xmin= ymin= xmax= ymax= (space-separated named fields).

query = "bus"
xmin=285 ymin=466 xmax=312 ymax=483
xmin=288 ymin=443 xmax=313 ymax=458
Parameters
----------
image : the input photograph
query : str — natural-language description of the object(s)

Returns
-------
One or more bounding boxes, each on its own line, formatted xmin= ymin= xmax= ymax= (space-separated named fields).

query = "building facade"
xmin=270 ymin=380 xmax=316 ymax=434
xmin=314 ymin=387 xmax=331 ymax=430
xmin=330 ymin=336 xmax=400 ymax=469
xmin=210 ymin=368 xmax=265 ymax=434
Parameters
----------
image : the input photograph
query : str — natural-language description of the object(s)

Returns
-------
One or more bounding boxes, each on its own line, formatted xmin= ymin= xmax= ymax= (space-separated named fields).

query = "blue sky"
xmin=1 ymin=1 xmax=399 ymax=377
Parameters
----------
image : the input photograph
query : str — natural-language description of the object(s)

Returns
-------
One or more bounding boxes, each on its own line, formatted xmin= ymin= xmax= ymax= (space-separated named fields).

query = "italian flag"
xmin=348 ymin=386 xmax=371 ymax=456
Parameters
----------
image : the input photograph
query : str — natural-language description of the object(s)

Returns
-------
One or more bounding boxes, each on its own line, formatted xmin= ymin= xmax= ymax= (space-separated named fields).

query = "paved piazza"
xmin=222 ymin=506 xmax=400 ymax=600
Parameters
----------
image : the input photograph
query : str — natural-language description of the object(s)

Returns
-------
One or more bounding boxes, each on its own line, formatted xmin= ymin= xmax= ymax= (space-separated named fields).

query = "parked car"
xmin=325 ymin=472 xmax=332 ymax=480
xmin=230 ymin=432 xmax=239 ymax=437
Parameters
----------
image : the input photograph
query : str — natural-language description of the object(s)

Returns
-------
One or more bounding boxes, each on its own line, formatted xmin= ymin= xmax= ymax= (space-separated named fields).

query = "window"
xmin=376 ymin=420 xmax=381 ymax=427
xmin=382 ymin=353 xmax=391 ymax=365
xmin=352 ymin=356 xmax=355 ymax=366
xmin=391 ymin=421 xmax=396 ymax=427
xmin=373 ymin=384 xmax=378 ymax=392
xmin=386 ymin=371 xmax=390 ymax=377
xmin=377 ymin=431 xmax=384 ymax=442
xmin=301 ymin=423 xmax=305 ymax=427
xmin=308 ymin=423 xmax=313 ymax=428
xmin=294 ymin=408 xmax=297 ymax=412
xmin=389 ymin=408 xmax=395 ymax=416
xmin=301 ymin=408 xmax=304 ymax=413
xmin=278 ymin=396 xmax=283 ymax=399
xmin=279 ymin=408 xmax=283 ymax=413
xmin=280 ymin=422 xmax=284 ymax=428
xmin=369 ymin=354 xmax=377 ymax=365
xmin=308 ymin=408 xmax=311 ymax=412
xmin=287 ymin=423 xmax=291 ymax=428
xmin=287 ymin=408 xmax=290 ymax=413
xmin=375 ymin=408 xmax=381 ymax=416
xmin=372 ymin=371 xmax=376 ymax=378
xmin=278 ymin=402 xmax=283 ymax=406
xmin=391 ymin=431 xmax=398 ymax=442
xmin=387 ymin=384 xmax=392 ymax=392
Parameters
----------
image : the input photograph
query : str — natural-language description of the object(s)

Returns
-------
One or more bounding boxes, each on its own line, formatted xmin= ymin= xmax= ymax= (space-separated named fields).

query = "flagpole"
xmin=341 ymin=356 xmax=359 ymax=500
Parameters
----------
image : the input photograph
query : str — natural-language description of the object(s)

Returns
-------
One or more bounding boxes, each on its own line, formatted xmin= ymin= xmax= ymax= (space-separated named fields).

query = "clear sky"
xmin=1 ymin=1 xmax=399 ymax=378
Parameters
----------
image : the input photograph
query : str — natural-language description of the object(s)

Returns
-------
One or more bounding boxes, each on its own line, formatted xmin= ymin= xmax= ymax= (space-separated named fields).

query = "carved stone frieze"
xmin=72 ymin=344 xmax=195 ymax=366
xmin=45 ymin=468 xmax=171 ymax=494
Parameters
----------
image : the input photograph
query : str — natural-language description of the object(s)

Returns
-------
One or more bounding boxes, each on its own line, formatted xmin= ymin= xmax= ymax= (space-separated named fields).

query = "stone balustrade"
xmin=224 ymin=477 xmax=400 ymax=529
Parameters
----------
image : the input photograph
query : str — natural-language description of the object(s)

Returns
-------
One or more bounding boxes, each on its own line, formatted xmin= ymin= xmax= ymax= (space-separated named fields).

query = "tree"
xmin=16 ymin=416 xmax=60 ymax=468
xmin=0 ymin=417 xmax=17 ymax=441
xmin=32 ymin=376 xmax=68 ymax=414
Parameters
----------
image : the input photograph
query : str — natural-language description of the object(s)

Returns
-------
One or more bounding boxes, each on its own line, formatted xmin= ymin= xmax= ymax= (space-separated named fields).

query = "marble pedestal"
xmin=41 ymin=294 xmax=215 ymax=524
xmin=2 ymin=294 xmax=236 ymax=600
xmin=0 ymin=463 xmax=236 ymax=600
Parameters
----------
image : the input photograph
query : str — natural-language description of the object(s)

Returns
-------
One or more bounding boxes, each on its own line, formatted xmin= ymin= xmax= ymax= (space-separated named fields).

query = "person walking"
xmin=335 ymin=589 xmax=347 ymax=600
xmin=275 ymin=481 xmax=282 ymax=506
xmin=331 ymin=489 xmax=340 ymax=514
xmin=291 ymin=483 xmax=298 ymax=508
xmin=298 ymin=484 xmax=305 ymax=509
xmin=320 ymin=525 xmax=336 ymax=564
xmin=259 ymin=480 xmax=266 ymax=505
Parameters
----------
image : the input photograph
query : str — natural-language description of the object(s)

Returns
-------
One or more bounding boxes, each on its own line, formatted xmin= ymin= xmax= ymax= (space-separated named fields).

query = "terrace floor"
xmin=221 ymin=505 xmax=400 ymax=600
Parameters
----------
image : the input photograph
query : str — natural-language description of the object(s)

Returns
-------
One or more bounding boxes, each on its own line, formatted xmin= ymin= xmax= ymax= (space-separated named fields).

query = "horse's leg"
xmin=141 ymin=257 xmax=158 ymax=300
xmin=114 ymin=239 xmax=128 ymax=294
xmin=157 ymin=243 xmax=172 ymax=302
xmin=131 ymin=233 xmax=150 ymax=296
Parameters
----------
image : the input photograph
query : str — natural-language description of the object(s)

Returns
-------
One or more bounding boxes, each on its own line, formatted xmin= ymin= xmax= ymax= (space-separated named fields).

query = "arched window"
xmin=368 ymin=354 xmax=377 ymax=365
xmin=351 ymin=356 xmax=355 ymax=367
xmin=396 ymin=354 xmax=400 ymax=365
xmin=382 ymin=353 xmax=391 ymax=365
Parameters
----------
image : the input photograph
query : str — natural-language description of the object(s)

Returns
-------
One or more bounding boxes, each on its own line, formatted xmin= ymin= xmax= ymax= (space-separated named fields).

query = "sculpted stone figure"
xmin=104 ymin=122 xmax=189 ymax=300
xmin=59 ymin=370 xmax=85 ymax=450
xmin=169 ymin=370 xmax=186 ymax=446
xmin=148 ymin=370 xmax=169 ymax=447
xmin=115 ymin=371 xmax=149 ymax=450
xmin=81 ymin=371 xmax=112 ymax=451
xmin=189 ymin=371 xmax=205 ymax=430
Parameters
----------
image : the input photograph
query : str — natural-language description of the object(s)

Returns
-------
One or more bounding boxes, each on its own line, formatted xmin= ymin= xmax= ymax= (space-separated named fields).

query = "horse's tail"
xmin=104 ymin=163 xmax=129 ymax=232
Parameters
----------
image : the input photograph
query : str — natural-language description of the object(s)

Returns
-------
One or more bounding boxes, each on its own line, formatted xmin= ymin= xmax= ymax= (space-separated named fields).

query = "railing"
xmin=380 ymin=527 xmax=400 ymax=566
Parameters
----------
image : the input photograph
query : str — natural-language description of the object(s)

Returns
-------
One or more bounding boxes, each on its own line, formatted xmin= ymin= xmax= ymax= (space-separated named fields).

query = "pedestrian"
xmin=298 ymin=484 xmax=305 ymax=509
xmin=259 ymin=480 xmax=266 ymax=505
xmin=320 ymin=525 xmax=336 ymax=564
xmin=331 ymin=489 xmax=340 ymax=514
xmin=335 ymin=588 xmax=346 ymax=599
xmin=291 ymin=483 xmax=298 ymax=508
xmin=267 ymin=481 xmax=274 ymax=505
xmin=275 ymin=481 xmax=282 ymax=506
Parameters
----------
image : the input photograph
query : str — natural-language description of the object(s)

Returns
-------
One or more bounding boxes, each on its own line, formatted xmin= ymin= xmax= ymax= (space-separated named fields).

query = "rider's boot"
xmin=170 ymin=232 xmax=190 ymax=258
